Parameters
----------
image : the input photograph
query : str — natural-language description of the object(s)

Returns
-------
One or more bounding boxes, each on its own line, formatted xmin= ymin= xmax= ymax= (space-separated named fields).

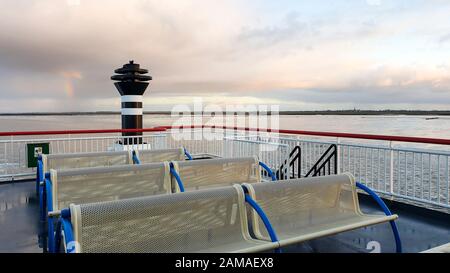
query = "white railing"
xmin=0 ymin=133 xmax=168 ymax=181
xmin=227 ymin=133 xmax=450 ymax=211
xmin=340 ymin=143 xmax=450 ymax=210
xmin=164 ymin=130 xmax=290 ymax=176
xmin=0 ymin=129 xmax=290 ymax=181
xmin=0 ymin=127 xmax=449 ymax=212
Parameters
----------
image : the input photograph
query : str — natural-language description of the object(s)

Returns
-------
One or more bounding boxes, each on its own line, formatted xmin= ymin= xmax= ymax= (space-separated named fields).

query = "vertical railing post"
xmin=68 ymin=134 xmax=72 ymax=153
xmin=334 ymin=145 xmax=338 ymax=175
xmin=336 ymin=137 xmax=341 ymax=174
xmin=10 ymin=136 xmax=13 ymax=180
xmin=389 ymin=141 xmax=394 ymax=195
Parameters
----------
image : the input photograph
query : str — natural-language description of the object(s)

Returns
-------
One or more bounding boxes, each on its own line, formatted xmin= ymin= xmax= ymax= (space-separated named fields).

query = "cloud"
xmin=237 ymin=11 xmax=312 ymax=48
xmin=0 ymin=0 xmax=449 ymax=112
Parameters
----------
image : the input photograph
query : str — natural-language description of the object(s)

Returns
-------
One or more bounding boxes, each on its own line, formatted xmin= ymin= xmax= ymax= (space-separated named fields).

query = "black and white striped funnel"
xmin=111 ymin=60 xmax=152 ymax=145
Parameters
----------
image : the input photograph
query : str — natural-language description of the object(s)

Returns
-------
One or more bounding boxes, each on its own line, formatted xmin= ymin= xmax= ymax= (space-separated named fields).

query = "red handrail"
xmin=0 ymin=125 xmax=449 ymax=145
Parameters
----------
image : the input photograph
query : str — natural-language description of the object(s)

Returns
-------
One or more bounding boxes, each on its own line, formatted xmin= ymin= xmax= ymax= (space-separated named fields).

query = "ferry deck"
xmin=0 ymin=126 xmax=449 ymax=253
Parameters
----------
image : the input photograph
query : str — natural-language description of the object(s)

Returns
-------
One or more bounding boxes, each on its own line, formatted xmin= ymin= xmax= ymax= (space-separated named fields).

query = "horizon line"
xmin=1 ymin=109 xmax=450 ymax=116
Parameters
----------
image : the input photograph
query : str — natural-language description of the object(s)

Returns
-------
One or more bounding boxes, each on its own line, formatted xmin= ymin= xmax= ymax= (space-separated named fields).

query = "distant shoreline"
xmin=1 ymin=110 xmax=450 ymax=116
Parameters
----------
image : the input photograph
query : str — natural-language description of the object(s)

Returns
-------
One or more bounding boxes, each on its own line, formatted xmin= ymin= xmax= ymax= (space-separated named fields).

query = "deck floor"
xmin=0 ymin=181 xmax=448 ymax=253
xmin=0 ymin=181 xmax=41 ymax=253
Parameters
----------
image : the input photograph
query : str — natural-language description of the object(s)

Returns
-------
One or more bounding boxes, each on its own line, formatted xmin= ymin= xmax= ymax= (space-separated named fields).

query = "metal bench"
xmin=37 ymin=148 xmax=187 ymax=225
xmin=38 ymin=148 xmax=188 ymax=195
xmin=52 ymin=174 xmax=401 ymax=253
xmin=170 ymin=157 xmax=273 ymax=192
xmin=45 ymin=162 xmax=171 ymax=252
xmin=243 ymin=173 xmax=400 ymax=251
xmin=57 ymin=185 xmax=278 ymax=253
xmin=37 ymin=151 xmax=132 ymax=195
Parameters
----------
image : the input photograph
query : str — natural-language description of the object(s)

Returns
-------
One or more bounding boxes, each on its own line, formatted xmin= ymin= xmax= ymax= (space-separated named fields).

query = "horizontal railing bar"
xmin=390 ymin=147 xmax=450 ymax=156
xmin=0 ymin=134 xmax=168 ymax=144
xmin=337 ymin=142 xmax=450 ymax=155
xmin=166 ymin=125 xmax=450 ymax=146
xmin=223 ymin=137 xmax=289 ymax=147
xmin=233 ymin=134 xmax=336 ymax=144
xmin=0 ymin=172 xmax=34 ymax=178
xmin=0 ymin=127 xmax=167 ymax=137
xmin=369 ymin=189 xmax=450 ymax=210
xmin=223 ymin=134 xmax=450 ymax=155
xmin=1 ymin=125 xmax=449 ymax=145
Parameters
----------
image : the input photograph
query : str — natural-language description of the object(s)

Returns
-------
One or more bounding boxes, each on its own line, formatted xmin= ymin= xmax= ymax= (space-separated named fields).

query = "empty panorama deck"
xmin=1 ymin=180 xmax=448 ymax=253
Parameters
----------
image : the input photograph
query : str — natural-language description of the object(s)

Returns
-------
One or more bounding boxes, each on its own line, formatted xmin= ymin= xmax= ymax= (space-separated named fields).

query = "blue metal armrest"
xmin=36 ymin=156 xmax=43 ymax=195
xmin=356 ymin=182 xmax=402 ymax=253
xmin=54 ymin=209 xmax=76 ymax=253
xmin=184 ymin=148 xmax=193 ymax=160
xmin=169 ymin=162 xmax=185 ymax=192
xmin=244 ymin=193 xmax=281 ymax=253
xmin=45 ymin=179 xmax=55 ymax=253
xmin=39 ymin=181 xmax=45 ymax=222
xmin=259 ymin=161 xmax=277 ymax=181
xmin=132 ymin=150 xmax=141 ymax=164
xmin=39 ymin=173 xmax=50 ymax=222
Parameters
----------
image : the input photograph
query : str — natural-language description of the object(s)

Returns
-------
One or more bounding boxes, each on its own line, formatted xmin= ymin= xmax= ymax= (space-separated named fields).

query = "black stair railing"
xmin=275 ymin=146 xmax=301 ymax=180
xmin=304 ymin=144 xmax=338 ymax=177
xmin=262 ymin=144 xmax=337 ymax=180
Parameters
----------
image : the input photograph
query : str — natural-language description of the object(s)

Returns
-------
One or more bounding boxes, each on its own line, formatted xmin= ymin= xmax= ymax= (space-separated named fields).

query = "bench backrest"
xmin=244 ymin=173 xmax=360 ymax=240
xmin=135 ymin=148 xmax=185 ymax=163
xmin=172 ymin=157 xmax=261 ymax=192
xmin=42 ymin=151 xmax=132 ymax=173
xmin=50 ymin=163 xmax=171 ymax=210
xmin=69 ymin=185 xmax=252 ymax=253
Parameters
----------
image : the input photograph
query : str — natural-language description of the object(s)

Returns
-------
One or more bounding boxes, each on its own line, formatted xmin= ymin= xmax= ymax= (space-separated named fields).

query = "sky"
xmin=1 ymin=0 xmax=450 ymax=112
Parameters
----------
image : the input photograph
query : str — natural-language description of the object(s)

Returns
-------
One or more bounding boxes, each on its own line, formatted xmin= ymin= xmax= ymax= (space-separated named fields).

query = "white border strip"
xmin=121 ymin=95 xmax=143 ymax=103
xmin=121 ymin=108 xmax=143 ymax=115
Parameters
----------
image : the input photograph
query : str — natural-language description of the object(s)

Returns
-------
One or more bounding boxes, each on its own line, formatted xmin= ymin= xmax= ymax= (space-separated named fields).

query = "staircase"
xmin=269 ymin=144 xmax=338 ymax=180
xmin=276 ymin=146 xmax=301 ymax=180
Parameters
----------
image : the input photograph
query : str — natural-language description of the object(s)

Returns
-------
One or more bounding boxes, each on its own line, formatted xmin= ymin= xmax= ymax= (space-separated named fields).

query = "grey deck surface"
xmin=0 ymin=181 xmax=448 ymax=253
xmin=0 ymin=182 xmax=41 ymax=253
xmin=283 ymin=194 xmax=450 ymax=253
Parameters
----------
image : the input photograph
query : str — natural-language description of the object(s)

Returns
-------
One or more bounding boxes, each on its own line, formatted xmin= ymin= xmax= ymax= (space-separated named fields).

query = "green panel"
xmin=27 ymin=143 xmax=50 ymax=168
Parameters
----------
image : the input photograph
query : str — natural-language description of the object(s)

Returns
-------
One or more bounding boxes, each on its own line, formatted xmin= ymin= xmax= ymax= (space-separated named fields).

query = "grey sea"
xmin=0 ymin=114 xmax=449 ymax=139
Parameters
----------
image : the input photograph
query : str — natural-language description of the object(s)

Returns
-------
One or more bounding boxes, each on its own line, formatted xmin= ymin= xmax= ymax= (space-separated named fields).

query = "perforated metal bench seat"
xmin=68 ymin=185 xmax=278 ymax=253
xmin=171 ymin=157 xmax=262 ymax=192
xmin=42 ymin=148 xmax=186 ymax=173
xmin=135 ymin=148 xmax=185 ymax=163
xmin=50 ymin=162 xmax=171 ymax=211
xmin=244 ymin=173 xmax=398 ymax=247
xmin=38 ymin=149 xmax=187 ymax=199
xmin=42 ymin=151 xmax=133 ymax=173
